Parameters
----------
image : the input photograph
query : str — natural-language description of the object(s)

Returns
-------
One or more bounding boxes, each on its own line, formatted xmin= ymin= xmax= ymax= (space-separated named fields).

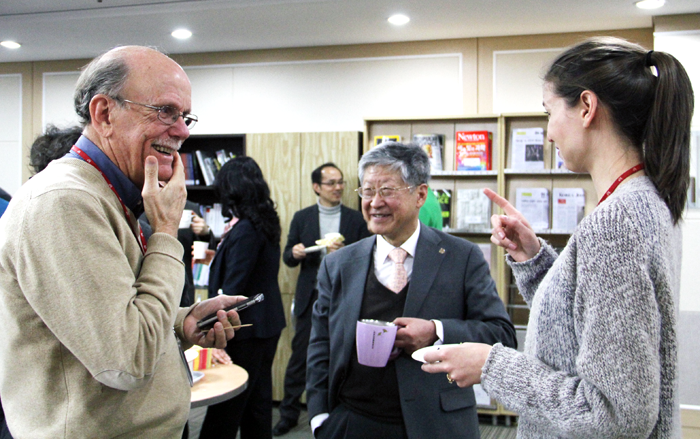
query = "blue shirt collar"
xmin=67 ymin=135 xmax=144 ymax=218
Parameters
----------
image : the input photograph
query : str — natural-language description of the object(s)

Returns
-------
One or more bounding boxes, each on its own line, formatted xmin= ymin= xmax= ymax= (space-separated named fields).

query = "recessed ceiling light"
xmin=171 ymin=29 xmax=192 ymax=40
xmin=635 ymin=0 xmax=665 ymax=9
xmin=1 ymin=41 xmax=21 ymax=49
xmin=388 ymin=14 xmax=410 ymax=26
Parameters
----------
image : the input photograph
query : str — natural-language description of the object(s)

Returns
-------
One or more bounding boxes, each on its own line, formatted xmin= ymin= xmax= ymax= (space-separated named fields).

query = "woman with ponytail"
xmin=199 ymin=156 xmax=286 ymax=439
xmin=422 ymin=37 xmax=693 ymax=438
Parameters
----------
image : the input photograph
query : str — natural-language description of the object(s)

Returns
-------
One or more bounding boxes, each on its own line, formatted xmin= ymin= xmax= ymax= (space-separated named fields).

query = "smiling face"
xmin=543 ymin=82 xmax=589 ymax=173
xmin=361 ymin=165 xmax=426 ymax=247
xmin=102 ymin=48 xmax=192 ymax=188
xmin=313 ymin=166 xmax=344 ymax=207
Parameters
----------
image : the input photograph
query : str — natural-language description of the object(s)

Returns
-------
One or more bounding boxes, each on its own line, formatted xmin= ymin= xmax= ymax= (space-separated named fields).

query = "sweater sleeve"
xmin=506 ymin=237 xmax=558 ymax=306
xmin=481 ymin=202 xmax=663 ymax=438
xmin=16 ymin=187 xmax=185 ymax=391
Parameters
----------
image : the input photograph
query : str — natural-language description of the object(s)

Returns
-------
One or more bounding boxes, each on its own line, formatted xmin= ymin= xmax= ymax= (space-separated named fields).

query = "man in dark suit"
xmin=306 ymin=143 xmax=516 ymax=439
xmin=274 ymin=163 xmax=370 ymax=436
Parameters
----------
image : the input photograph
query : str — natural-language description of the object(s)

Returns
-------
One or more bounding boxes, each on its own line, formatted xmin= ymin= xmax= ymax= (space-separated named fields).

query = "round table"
xmin=190 ymin=363 xmax=249 ymax=408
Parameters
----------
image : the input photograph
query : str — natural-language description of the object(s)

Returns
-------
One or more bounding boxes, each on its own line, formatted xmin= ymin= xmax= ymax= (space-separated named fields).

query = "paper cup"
xmin=355 ymin=319 xmax=398 ymax=367
xmin=193 ymin=241 xmax=209 ymax=259
xmin=179 ymin=209 xmax=193 ymax=229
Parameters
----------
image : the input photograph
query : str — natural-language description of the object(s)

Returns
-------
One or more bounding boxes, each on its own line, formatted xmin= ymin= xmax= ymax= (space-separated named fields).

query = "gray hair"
xmin=73 ymin=51 xmax=130 ymax=126
xmin=358 ymin=142 xmax=430 ymax=187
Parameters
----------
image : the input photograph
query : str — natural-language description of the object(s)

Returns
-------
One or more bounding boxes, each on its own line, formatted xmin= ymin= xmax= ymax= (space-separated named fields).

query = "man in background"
xmin=274 ymin=163 xmax=370 ymax=436
xmin=306 ymin=142 xmax=516 ymax=439
xmin=0 ymin=45 xmax=242 ymax=438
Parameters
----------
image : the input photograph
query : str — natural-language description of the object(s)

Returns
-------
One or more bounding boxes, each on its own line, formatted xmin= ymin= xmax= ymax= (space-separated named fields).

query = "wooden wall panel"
xmin=246 ymin=132 xmax=301 ymax=401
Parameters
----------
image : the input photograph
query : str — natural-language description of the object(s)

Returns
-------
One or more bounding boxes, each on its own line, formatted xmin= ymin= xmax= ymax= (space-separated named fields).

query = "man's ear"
xmin=579 ymin=90 xmax=599 ymax=129
xmin=415 ymin=184 xmax=428 ymax=209
xmin=89 ymin=94 xmax=115 ymax=137
xmin=312 ymin=183 xmax=321 ymax=196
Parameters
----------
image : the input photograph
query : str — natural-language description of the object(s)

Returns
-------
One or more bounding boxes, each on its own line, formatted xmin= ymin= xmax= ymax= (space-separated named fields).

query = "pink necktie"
xmin=387 ymin=247 xmax=408 ymax=293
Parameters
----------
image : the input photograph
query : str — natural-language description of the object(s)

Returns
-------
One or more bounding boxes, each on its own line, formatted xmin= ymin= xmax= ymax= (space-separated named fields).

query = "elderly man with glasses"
xmin=0 ymin=46 xmax=244 ymax=439
xmin=274 ymin=163 xmax=370 ymax=436
xmin=306 ymin=142 xmax=516 ymax=439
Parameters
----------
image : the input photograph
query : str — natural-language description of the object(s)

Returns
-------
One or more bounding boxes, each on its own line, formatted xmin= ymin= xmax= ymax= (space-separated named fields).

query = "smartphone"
xmin=196 ymin=293 xmax=264 ymax=330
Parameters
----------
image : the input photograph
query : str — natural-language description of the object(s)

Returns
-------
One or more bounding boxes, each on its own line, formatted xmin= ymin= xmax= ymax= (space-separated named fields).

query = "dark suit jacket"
xmin=282 ymin=204 xmax=370 ymax=317
xmin=306 ymin=223 xmax=516 ymax=438
xmin=208 ymin=218 xmax=286 ymax=340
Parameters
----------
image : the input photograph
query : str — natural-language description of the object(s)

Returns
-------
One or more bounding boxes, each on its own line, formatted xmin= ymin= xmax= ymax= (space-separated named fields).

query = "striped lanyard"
xmin=597 ymin=163 xmax=644 ymax=206
xmin=71 ymin=145 xmax=147 ymax=254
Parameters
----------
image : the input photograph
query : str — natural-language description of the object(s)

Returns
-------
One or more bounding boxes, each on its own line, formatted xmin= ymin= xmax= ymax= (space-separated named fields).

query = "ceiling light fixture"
xmin=1 ymin=41 xmax=21 ymax=49
xmin=171 ymin=29 xmax=193 ymax=40
xmin=635 ymin=0 xmax=665 ymax=10
xmin=388 ymin=14 xmax=410 ymax=26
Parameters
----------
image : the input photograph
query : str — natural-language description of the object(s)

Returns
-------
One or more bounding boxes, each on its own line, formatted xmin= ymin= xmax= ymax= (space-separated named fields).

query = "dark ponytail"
xmin=544 ymin=37 xmax=694 ymax=223
xmin=643 ymin=50 xmax=694 ymax=224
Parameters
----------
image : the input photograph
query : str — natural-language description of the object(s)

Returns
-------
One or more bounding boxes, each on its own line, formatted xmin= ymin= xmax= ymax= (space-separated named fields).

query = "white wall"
xmin=0 ymin=74 xmax=23 ymax=195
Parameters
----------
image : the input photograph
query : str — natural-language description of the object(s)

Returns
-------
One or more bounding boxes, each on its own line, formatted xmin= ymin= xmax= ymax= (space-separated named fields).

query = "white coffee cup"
xmin=193 ymin=241 xmax=209 ymax=260
xmin=179 ymin=209 xmax=193 ymax=229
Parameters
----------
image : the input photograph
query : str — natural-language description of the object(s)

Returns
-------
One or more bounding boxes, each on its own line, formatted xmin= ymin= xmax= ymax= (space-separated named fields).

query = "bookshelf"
xmin=179 ymin=134 xmax=246 ymax=206
xmin=365 ymin=113 xmax=594 ymax=419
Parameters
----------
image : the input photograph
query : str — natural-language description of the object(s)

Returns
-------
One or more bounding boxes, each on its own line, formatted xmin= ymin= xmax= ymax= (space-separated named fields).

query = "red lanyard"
xmin=598 ymin=163 xmax=644 ymax=205
xmin=71 ymin=145 xmax=147 ymax=254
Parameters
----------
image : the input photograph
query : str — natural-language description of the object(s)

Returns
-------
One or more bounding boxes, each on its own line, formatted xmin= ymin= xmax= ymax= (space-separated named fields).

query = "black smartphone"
xmin=196 ymin=293 xmax=264 ymax=330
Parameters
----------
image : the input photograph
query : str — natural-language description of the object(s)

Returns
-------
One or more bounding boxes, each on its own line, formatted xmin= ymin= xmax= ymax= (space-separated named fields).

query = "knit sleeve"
xmin=481 ymin=199 xmax=664 ymax=438
xmin=506 ymin=237 xmax=558 ymax=305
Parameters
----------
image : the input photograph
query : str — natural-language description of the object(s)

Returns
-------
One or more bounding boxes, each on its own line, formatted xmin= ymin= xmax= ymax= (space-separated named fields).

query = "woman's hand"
xmin=211 ymin=348 xmax=233 ymax=365
xmin=420 ymin=343 xmax=492 ymax=388
xmin=193 ymin=248 xmax=216 ymax=265
xmin=483 ymin=188 xmax=540 ymax=262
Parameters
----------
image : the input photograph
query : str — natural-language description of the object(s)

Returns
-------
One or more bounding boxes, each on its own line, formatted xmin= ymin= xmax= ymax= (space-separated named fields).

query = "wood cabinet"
xmin=366 ymin=113 xmax=594 ymax=418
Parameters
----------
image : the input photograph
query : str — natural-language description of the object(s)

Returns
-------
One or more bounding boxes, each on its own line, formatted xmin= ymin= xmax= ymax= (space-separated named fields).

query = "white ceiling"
xmin=1 ymin=0 xmax=699 ymax=63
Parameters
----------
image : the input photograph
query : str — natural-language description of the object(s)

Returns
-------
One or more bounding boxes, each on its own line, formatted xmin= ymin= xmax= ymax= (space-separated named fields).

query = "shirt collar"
xmin=67 ymin=135 xmax=144 ymax=218
xmin=376 ymin=222 xmax=421 ymax=263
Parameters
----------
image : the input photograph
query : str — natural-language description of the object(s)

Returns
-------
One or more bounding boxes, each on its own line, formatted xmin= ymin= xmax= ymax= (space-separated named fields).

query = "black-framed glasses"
xmin=355 ymin=186 xmax=413 ymax=199
xmin=118 ymin=98 xmax=198 ymax=129
xmin=320 ymin=180 xmax=346 ymax=187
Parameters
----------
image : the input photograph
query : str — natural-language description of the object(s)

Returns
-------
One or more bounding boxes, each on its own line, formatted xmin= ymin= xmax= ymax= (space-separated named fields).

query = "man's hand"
xmin=292 ymin=243 xmax=307 ymax=260
xmin=327 ymin=241 xmax=345 ymax=254
xmin=142 ymin=153 xmax=187 ymax=237
xmin=183 ymin=295 xmax=245 ymax=348
xmin=392 ymin=317 xmax=439 ymax=354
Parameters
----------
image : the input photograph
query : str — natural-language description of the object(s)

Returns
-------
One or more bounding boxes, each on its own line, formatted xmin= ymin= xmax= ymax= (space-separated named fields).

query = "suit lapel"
xmin=310 ymin=204 xmax=320 ymax=239
xmin=403 ymin=224 xmax=444 ymax=317
xmin=338 ymin=236 xmax=375 ymax=355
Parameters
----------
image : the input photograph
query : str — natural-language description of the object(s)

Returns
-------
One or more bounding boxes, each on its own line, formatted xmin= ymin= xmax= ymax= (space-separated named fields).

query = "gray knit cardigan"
xmin=481 ymin=177 xmax=681 ymax=438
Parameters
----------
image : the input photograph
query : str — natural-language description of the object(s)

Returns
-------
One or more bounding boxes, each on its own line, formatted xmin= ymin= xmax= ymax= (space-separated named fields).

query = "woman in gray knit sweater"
xmin=422 ymin=37 xmax=694 ymax=438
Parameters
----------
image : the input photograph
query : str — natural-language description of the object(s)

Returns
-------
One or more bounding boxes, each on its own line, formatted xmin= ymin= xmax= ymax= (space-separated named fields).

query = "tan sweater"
xmin=0 ymin=158 xmax=191 ymax=438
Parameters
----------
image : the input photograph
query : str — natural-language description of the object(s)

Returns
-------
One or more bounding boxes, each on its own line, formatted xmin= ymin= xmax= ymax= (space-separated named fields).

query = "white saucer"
xmin=411 ymin=343 xmax=462 ymax=363
xmin=304 ymin=245 xmax=326 ymax=253
xmin=192 ymin=371 xmax=205 ymax=384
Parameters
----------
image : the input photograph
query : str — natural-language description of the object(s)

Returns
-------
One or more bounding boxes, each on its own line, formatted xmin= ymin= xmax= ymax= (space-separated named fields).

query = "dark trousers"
xmin=316 ymin=404 xmax=408 ymax=439
xmin=278 ymin=290 xmax=317 ymax=422
xmin=199 ymin=335 xmax=280 ymax=439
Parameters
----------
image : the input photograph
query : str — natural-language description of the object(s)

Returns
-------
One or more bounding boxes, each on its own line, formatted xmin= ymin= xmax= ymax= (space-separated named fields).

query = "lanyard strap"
xmin=598 ymin=163 xmax=645 ymax=206
xmin=71 ymin=145 xmax=147 ymax=254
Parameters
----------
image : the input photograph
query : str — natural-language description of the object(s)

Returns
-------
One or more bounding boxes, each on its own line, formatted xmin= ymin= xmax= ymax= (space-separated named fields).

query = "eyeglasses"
xmin=319 ymin=180 xmax=346 ymax=187
xmin=118 ymin=98 xmax=198 ymax=129
xmin=355 ymin=186 xmax=413 ymax=199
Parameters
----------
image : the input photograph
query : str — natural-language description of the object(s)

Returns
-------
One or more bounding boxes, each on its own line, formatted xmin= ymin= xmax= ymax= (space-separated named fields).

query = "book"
xmin=455 ymin=131 xmax=492 ymax=171
xmin=374 ymin=135 xmax=400 ymax=146
xmin=511 ymin=127 xmax=544 ymax=170
xmin=455 ymin=189 xmax=491 ymax=231
xmin=413 ymin=134 xmax=443 ymax=171
xmin=432 ymin=188 xmax=452 ymax=229
xmin=193 ymin=149 xmax=237 ymax=186
xmin=180 ymin=152 xmax=200 ymax=185
xmin=477 ymin=244 xmax=492 ymax=270
xmin=552 ymin=188 xmax=585 ymax=231
xmin=554 ymin=147 xmax=566 ymax=170
xmin=515 ymin=188 xmax=550 ymax=230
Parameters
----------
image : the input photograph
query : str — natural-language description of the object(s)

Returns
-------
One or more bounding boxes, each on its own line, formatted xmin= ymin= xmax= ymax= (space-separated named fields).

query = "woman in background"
xmin=199 ymin=157 xmax=286 ymax=439
xmin=422 ymin=37 xmax=693 ymax=438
